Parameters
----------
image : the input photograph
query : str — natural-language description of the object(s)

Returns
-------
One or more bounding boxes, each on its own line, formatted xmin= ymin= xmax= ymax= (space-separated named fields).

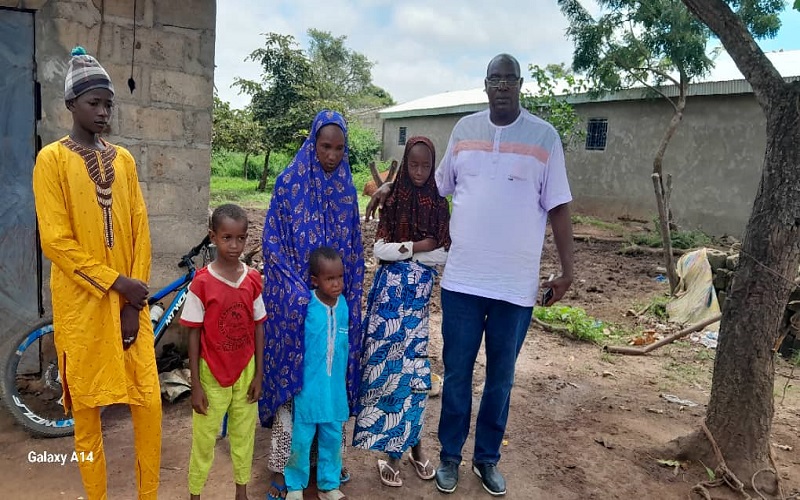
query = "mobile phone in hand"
xmin=540 ymin=287 xmax=554 ymax=306
xmin=540 ymin=274 xmax=555 ymax=306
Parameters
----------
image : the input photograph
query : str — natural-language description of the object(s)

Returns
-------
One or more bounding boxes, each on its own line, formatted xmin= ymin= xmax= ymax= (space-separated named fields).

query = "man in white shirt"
xmin=367 ymin=53 xmax=574 ymax=496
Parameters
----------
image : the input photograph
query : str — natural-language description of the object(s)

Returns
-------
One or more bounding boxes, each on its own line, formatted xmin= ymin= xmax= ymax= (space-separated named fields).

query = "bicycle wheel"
xmin=0 ymin=319 xmax=75 ymax=438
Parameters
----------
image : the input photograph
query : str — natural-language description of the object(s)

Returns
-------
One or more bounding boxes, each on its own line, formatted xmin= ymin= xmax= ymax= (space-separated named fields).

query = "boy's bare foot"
xmin=235 ymin=482 xmax=249 ymax=500
xmin=267 ymin=472 xmax=287 ymax=499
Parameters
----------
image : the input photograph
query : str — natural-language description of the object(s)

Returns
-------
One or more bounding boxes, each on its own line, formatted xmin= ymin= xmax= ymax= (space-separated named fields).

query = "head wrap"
xmin=376 ymin=136 xmax=451 ymax=250
xmin=259 ymin=110 xmax=365 ymax=422
xmin=64 ymin=46 xmax=114 ymax=101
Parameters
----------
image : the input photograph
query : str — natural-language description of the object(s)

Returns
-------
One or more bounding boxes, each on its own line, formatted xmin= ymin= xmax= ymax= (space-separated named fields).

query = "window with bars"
xmin=585 ymin=118 xmax=608 ymax=151
xmin=398 ymin=126 xmax=407 ymax=146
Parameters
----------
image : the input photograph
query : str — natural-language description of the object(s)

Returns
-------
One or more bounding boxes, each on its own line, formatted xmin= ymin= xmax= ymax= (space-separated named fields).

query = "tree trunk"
xmin=677 ymin=0 xmax=800 ymax=494
xmin=699 ymin=91 xmax=800 ymax=495
xmin=652 ymin=75 xmax=686 ymax=294
xmin=257 ymin=148 xmax=271 ymax=192
xmin=243 ymin=152 xmax=250 ymax=180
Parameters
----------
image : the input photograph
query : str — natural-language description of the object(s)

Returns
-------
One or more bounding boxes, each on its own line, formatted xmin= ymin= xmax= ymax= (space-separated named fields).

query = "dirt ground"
xmin=1 ymin=213 xmax=800 ymax=499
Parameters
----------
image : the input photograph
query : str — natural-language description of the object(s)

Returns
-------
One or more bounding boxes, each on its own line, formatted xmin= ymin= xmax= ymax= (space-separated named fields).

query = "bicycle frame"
xmin=149 ymin=270 xmax=195 ymax=347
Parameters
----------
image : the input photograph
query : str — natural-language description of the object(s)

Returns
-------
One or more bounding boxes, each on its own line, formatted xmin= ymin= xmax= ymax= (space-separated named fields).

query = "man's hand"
xmin=111 ymin=276 xmax=149 ymax=309
xmin=247 ymin=375 xmax=261 ymax=403
xmin=365 ymin=182 xmax=393 ymax=220
xmin=191 ymin=384 xmax=209 ymax=415
xmin=541 ymin=275 xmax=573 ymax=306
xmin=120 ymin=304 xmax=140 ymax=350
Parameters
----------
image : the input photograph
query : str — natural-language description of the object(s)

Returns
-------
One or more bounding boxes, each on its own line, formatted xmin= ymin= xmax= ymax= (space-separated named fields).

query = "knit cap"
xmin=64 ymin=46 xmax=114 ymax=101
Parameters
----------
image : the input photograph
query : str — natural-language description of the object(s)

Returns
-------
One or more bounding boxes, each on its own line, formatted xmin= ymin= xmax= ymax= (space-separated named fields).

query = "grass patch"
xmin=632 ymin=294 xmax=671 ymax=320
xmin=211 ymin=161 xmax=375 ymax=214
xmin=791 ymin=350 xmax=800 ymax=367
xmin=534 ymin=305 xmax=615 ymax=344
xmin=571 ymin=215 xmax=626 ymax=236
xmin=210 ymin=177 xmax=271 ymax=208
xmin=628 ymin=229 xmax=711 ymax=250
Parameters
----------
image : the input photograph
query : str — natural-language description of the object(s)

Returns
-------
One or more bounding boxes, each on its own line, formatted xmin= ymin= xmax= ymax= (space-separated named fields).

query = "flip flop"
xmin=340 ymin=467 xmax=351 ymax=484
xmin=409 ymin=454 xmax=436 ymax=480
xmin=267 ymin=481 xmax=287 ymax=500
xmin=377 ymin=459 xmax=403 ymax=487
xmin=285 ymin=491 xmax=303 ymax=500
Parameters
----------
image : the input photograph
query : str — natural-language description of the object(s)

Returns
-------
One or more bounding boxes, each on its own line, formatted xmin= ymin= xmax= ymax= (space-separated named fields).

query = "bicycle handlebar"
xmin=178 ymin=235 xmax=211 ymax=268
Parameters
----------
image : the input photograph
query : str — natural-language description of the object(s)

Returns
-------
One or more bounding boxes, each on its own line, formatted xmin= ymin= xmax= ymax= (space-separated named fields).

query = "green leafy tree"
xmin=232 ymin=31 xmax=394 ymax=191
xmin=212 ymin=94 xmax=237 ymax=152
xmin=306 ymin=29 xmax=394 ymax=110
xmin=234 ymin=33 xmax=317 ymax=191
xmin=521 ymin=63 xmax=587 ymax=151
xmin=347 ymin=122 xmax=382 ymax=171
xmin=662 ymin=0 xmax=795 ymax=496
xmin=559 ymin=0 xmax=715 ymax=294
xmin=212 ymin=95 xmax=266 ymax=178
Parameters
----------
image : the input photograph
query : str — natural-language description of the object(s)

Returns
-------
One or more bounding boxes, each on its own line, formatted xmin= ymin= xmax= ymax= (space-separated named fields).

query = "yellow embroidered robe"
xmin=32 ymin=137 xmax=157 ymax=412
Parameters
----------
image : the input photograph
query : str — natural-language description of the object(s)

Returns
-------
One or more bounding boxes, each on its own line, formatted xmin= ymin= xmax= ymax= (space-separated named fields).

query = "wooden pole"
xmin=605 ymin=314 xmax=722 ymax=355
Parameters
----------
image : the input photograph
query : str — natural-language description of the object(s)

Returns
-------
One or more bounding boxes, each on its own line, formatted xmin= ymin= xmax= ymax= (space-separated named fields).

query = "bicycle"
xmin=0 ymin=235 xmax=213 ymax=438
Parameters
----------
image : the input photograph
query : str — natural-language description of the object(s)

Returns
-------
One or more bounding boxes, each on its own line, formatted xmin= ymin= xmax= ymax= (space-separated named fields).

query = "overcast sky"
xmin=214 ymin=1 xmax=800 ymax=110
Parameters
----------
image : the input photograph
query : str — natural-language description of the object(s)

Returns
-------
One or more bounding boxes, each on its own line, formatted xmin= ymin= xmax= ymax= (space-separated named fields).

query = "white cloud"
xmin=214 ymin=0 xmax=601 ymax=109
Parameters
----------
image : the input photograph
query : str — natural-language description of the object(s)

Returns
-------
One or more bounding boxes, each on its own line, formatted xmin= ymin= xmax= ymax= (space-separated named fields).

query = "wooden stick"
xmin=368 ymin=161 xmax=383 ymax=187
xmin=618 ymin=244 xmax=686 ymax=257
xmin=604 ymin=314 xmax=722 ymax=355
xmin=386 ymin=159 xmax=399 ymax=182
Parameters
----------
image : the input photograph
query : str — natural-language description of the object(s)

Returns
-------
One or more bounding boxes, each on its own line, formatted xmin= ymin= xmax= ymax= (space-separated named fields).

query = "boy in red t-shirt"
xmin=180 ymin=203 xmax=266 ymax=500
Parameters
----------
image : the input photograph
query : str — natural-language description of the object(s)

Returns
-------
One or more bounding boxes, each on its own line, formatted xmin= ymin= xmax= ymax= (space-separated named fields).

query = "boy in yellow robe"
xmin=31 ymin=46 xmax=161 ymax=500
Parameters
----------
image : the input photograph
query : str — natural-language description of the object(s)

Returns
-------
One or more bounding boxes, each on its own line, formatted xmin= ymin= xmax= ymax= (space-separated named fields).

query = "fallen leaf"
xmin=502 ymin=439 xmax=509 ymax=446
xmin=657 ymin=459 xmax=681 ymax=467
xmin=700 ymin=461 xmax=716 ymax=481
xmin=602 ymin=371 xmax=615 ymax=378
xmin=646 ymin=408 xmax=664 ymax=414
xmin=773 ymin=443 xmax=793 ymax=451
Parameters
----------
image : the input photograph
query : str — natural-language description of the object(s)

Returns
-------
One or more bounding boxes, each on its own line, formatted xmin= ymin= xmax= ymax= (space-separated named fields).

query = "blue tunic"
xmin=293 ymin=291 xmax=350 ymax=423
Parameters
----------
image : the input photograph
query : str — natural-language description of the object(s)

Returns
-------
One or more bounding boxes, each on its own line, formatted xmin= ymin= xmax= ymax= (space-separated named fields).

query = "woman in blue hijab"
xmin=259 ymin=110 xmax=364 ymax=499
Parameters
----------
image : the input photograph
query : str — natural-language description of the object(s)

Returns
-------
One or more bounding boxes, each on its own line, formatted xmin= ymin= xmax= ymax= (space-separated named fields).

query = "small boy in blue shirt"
xmin=285 ymin=246 xmax=350 ymax=500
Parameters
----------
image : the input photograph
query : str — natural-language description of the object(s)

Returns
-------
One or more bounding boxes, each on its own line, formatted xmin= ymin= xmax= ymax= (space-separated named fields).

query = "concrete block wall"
xmin=2 ymin=0 xmax=216 ymax=287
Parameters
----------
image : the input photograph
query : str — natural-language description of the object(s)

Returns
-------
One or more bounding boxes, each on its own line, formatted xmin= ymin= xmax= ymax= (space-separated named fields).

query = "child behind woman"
xmin=180 ymin=203 xmax=266 ymax=500
xmin=352 ymin=136 xmax=450 ymax=487
xmin=285 ymin=247 xmax=350 ymax=500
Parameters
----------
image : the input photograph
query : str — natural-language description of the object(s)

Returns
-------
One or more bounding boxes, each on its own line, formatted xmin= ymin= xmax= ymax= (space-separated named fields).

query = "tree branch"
xmin=629 ymin=72 xmax=680 ymax=114
xmin=680 ymin=0 xmax=786 ymax=108
xmin=641 ymin=66 xmax=681 ymax=88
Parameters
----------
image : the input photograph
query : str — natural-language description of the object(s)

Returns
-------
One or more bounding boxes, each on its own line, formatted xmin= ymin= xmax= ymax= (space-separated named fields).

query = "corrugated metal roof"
xmin=380 ymin=49 xmax=800 ymax=119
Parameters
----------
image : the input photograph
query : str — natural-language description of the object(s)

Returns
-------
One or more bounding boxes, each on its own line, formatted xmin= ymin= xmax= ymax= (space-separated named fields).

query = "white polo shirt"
xmin=435 ymin=108 xmax=572 ymax=307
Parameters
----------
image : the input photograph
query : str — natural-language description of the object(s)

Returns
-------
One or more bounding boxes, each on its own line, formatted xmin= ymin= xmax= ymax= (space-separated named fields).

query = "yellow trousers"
xmin=72 ymin=376 xmax=162 ymax=500
xmin=188 ymin=357 xmax=257 ymax=495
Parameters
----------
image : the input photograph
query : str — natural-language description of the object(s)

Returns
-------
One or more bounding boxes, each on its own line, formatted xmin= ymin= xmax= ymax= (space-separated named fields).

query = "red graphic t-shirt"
xmin=179 ymin=263 xmax=267 ymax=387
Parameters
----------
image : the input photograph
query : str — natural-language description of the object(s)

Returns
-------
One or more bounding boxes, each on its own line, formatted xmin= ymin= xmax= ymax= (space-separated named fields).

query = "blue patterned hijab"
xmin=259 ymin=110 xmax=365 ymax=423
